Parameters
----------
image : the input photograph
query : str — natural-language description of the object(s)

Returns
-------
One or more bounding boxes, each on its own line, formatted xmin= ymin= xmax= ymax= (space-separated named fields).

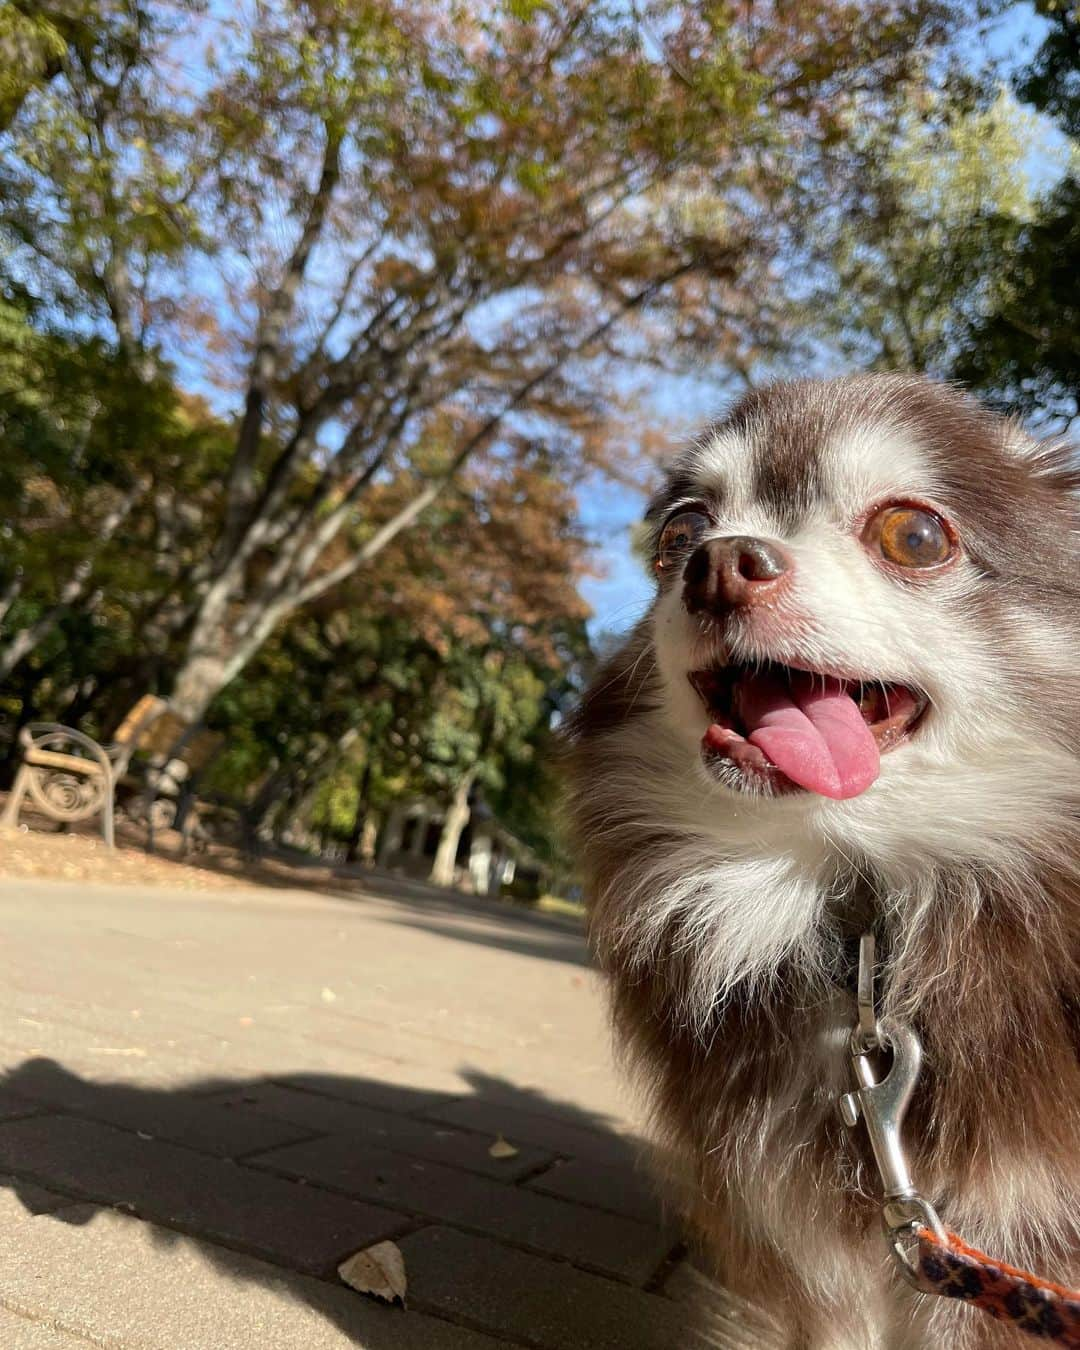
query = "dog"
xmin=565 ymin=375 xmax=1080 ymax=1347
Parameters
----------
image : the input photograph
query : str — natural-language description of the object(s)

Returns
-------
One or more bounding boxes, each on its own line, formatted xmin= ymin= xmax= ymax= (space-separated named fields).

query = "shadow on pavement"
xmin=370 ymin=913 xmax=590 ymax=969
xmin=276 ymin=870 xmax=592 ymax=969
xmin=0 ymin=1057 xmax=713 ymax=1349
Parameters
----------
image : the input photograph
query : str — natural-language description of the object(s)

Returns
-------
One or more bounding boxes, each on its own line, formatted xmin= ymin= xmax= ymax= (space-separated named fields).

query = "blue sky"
xmin=579 ymin=3 xmax=1061 ymax=641
xmin=577 ymin=371 xmax=741 ymax=641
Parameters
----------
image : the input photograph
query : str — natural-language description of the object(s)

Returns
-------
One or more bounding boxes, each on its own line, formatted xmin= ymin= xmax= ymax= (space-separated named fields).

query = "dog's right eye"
xmin=656 ymin=510 xmax=710 ymax=571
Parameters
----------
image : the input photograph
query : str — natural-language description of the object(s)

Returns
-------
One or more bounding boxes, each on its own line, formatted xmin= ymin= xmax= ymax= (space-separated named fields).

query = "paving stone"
xmin=0 ymin=874 xmax=675 ymax=1342
xmin=422 ymin=1098 xmax=640 ymax=1168
xmin=525 ymin=1156 xmax=666 ymax=1225
xmin=3 ymin=1060 xmax=314 ymax=1157
xmin=0 ymin=1115 xmax=410 ymax=1275
xmin=0 ymin=1088 xmax=41 ymax=1122
xmin=0 ymin=1192 xmax=509 ymax=1349
xmin=277 ymin=1068 xmax=464 ymax=1116
xmin=0 ymin=1174 xmax=75 ymax=1215
xmin=401 ymin=1226 xmax=700 ymax=1350
xmin=213 ymin=1082 xmax=555 ymax=1179
xmin=0 ymin=1307 xmax=89 ymax=1348
xmin=663 ymin=1255 xmax=712 ymax=1304
xmin=251 ymin=1133 xmax=673 ymax=1283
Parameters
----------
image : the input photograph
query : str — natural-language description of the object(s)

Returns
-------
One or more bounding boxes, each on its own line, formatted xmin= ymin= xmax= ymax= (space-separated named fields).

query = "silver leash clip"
xmin=838 ymin=934 xmax=946 ymax=1286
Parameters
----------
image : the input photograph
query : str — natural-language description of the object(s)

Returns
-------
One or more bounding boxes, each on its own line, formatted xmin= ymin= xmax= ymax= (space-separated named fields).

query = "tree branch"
xmin=0 ymin=570 xmax=24 ymax=628
xmin=292 ymin=263 xmax=696 ymax=609
xmin=218 ymin=121 xmax=344 ymax=560
xmin=0 ymin=478 xmax=146 ymax=681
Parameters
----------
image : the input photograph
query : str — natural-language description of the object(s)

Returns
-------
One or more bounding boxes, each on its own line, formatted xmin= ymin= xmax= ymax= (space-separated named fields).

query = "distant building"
xmin=375 ymin=796 xmax=547 ymax=898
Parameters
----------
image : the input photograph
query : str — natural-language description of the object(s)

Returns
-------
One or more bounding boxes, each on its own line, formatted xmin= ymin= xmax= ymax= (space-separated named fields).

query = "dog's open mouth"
xmin=688 ymin=663 xmax=927 ymax=800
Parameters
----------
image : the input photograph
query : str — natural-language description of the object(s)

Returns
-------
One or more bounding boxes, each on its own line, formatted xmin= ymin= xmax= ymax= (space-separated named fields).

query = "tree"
xmin=201 ymin=444 xmax=590 ymax=859
xmin=4 ymin=0 xmax=967 ymax=724
xmin=421 ymin=646 xmax=552 ymax=886
xmin=1 ymin=1 xmax=205 ymax=375
xmin=1014 ymin=0 xmax=1080 ymax=140
xmin=950 ymin=1 xmax=1080 ymax=421
xmin=797 ymin=85 xmax=1043 ymax=373
xmin=951 ymin=173 xmax=1078 ymax=421
xmin=0 ymin=291 xmax=232 ymax=729
xmin=0 ymin=1 xmax=98 ymax=133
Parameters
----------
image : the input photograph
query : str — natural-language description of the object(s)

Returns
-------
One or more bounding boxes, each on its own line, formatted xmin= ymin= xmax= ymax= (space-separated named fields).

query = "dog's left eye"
xmin=865 ymin=504 xmax=954 ymax=569
xmin=657 ymin=509 xmax=710 ymax=571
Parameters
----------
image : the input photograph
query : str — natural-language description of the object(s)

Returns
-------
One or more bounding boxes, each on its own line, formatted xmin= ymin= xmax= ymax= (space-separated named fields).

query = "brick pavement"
xmin=0 ymin=874 xmax=708 ymax=1348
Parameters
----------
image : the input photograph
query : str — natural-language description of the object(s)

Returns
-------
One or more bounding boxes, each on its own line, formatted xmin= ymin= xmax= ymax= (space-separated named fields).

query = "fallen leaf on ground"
xmin=488 ymin=1134 xmax=519 ymax=1160
xmin=338 ymin=1241 xmax=407 ymax=1306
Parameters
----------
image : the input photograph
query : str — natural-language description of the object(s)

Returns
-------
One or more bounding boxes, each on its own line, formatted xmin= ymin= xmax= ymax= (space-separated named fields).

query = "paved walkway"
xmin=0 ymin=874 xmax=703 ymax=1348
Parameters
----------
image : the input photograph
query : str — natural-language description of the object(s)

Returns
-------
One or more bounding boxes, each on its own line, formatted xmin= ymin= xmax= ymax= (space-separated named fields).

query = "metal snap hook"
xmin=837 ymin=932 xmax=947 ymax=1285
xmin=839 ymin=1016 xmax=923 ymax=1202
xmin=855 ymin=930 xmax=879 ymax=1052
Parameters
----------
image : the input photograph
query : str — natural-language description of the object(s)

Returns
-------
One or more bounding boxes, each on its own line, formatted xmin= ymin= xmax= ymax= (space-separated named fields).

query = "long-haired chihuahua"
xmin=566 ymin=375 xmax=1080 ymax=1348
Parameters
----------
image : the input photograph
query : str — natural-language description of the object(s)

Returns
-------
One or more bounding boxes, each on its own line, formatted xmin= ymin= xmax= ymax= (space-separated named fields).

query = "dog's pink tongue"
xmin=737 ymin=671 xmax=880 ymax=800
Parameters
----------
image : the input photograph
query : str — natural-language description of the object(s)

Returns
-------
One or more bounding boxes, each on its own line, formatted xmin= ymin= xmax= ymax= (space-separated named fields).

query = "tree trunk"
xmin=217 ymin=126 xmax=343 ymax=562
xmin=1 ymin=661 xmax=46 ymax=781
xmin=429 ymin=770 xmax=476 ymax=889
xmin=0 ymin=578 xmax=97 ymax=681
xmin=468 ymin=832 xmax=494 ymax=895
xmin=168 ymin=651 xmax=232 ymax=725
xmin=376 ymin=803 xmax=407 ymax=864
xmin=408 ymin=806 xmax=430 ymax=858
xmin=53 ymin=674 xmax=99 ymax=725
xmin=357 ymin=812 xmax=379 ymax=864
xmin=345 ymin=756 xmax=375 ymax=863
xmin=272 ymin=777 xmax=306 ymax=848
xmin=258 ymin=726 xmax=360 ymax=852
xmin=0 ymin=571 xmax=23 ymax=627
xmin=346 ymin=804 xmax=380 ymax=865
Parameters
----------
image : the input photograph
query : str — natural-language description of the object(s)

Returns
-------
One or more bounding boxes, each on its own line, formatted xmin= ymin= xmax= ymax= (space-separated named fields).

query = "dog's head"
xmin=569 ymin=375 xmax=1080 ymax=994
xmin=645 ymin=374 xmax=1080 ymax=819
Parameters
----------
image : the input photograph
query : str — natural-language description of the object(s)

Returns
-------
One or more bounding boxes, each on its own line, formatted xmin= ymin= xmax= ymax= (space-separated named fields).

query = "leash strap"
xmin=838 ymin=934 xmax=1080 ymax=1346
xmin=915 ymin=1226 xmax=1080 ymax=1346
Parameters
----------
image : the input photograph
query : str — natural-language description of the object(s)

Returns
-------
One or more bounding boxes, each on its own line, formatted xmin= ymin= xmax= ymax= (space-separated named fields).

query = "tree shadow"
xmin=0 ymin=1057 xmax=709 ymax=1349
xmin=245 ymin=866 xmax=592 ymax=968
xmin=369 ymin=912 xmax=590 ymax=969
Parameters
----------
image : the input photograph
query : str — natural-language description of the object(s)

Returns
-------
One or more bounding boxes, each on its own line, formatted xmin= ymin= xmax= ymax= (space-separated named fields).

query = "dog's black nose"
xmin=683 ymin=535 xmax=792 ymax=614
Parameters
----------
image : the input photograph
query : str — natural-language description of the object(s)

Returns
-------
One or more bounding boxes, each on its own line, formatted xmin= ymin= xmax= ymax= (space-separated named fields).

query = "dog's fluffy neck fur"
xmin=578 ymin=622 xmax=1080 ymax=1024
xmin=573 ymin=678 xmax=1080 ymax=1347
xmin=566 ymin=376 xmax=1080 ymax=1348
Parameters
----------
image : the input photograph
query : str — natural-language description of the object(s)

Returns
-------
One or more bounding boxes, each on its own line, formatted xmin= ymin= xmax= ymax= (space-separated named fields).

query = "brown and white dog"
xmin=565 ymin=375 xmax=1080 ymax=1348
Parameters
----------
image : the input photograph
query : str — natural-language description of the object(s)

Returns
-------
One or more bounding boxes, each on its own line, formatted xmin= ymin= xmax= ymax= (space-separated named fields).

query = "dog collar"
xmin=839 ymin=934 xmax=1080 ymax=1346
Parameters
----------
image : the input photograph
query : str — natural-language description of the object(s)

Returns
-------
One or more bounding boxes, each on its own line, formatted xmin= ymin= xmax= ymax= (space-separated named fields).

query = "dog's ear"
xmin=1003 ymin=421 xmax=1080 ymax=492
xmin=1003 ymin=423 xmax=1051 ymax=463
